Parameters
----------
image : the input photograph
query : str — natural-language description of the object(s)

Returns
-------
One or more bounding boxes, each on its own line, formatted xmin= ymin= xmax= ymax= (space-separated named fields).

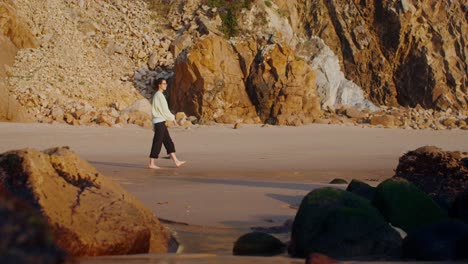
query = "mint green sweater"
xmin=151 ymin=91 xmax=175 ymax=123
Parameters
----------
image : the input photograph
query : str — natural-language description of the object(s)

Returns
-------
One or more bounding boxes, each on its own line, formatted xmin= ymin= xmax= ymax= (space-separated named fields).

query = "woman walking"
xmin=149 ymin=78 xmax=185 ymax=169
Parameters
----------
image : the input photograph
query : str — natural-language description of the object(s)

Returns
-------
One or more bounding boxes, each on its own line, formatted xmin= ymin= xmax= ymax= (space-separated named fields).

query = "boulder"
xmin=344 ymin=107 xmax=368 ymax=119
xmin=169 ymin=34 xmax=260 ymax=124
xmin=0 ymin=147 xmax=177 ymax=256
xmin=121 ymin=99 xmax=152 ymax=116
xmin=370 ymin=115 xmax=395 ymax=128
xmin=246 ymin=42 xmax=322 ymax=125
xmin=233 ymin=232 xmax=285 ymax=256
xmin=120 ymin=99 xmax=152 ymax=127
xmin=0 ymin=194 xmax=67 ymax=263
xmin=394 ymin=146 xmax=468 ymax=204
xmin=346 ymin=179 xmax=375 ymax=201
xmin=175 ymin=112 xmax=187 ymax=122
xmin=402 ymin=219 xmax=468 ymax=261
xmin=372 ymin=178 xmax=447 ymax=233
xmin=289 ymin=187 xmax=401 ymax=258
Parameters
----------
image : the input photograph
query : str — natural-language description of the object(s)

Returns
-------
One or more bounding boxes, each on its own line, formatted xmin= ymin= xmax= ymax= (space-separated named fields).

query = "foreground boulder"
xmin=395 ymin=146 xmax=468 ymax=203
xmin=372 ymin=178 xmax=447 ymax=233
xmin=0 ymin=147 xmax=177 ymax=256
xmin=233 ymin=232 xmax=285 ymax=256
xmin=0 ymin=194 xmax=67 ymax=263
xmin=402 ymin=219 xmax=468 ymax=261
xmin=289 ymin=187 xmax=401 ymax=259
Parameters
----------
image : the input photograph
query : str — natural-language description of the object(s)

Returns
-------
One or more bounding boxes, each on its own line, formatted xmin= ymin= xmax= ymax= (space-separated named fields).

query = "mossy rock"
xmin=372 ymin=178 xmax=448 ymax=233
xmin=233 ymin=232 xmax=285 ymax=256
xmin=346 ymin=179 xmax=376 ymax=200
xmin=329 ymin=178 xmax=348 ymax=184
xmin=289 ymin=187 xmax=401 ymax=258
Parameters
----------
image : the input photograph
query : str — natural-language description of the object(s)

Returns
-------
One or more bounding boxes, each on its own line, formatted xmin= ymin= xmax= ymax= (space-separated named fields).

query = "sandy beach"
xmin=1 ymin=122 xmax=467 ymax=261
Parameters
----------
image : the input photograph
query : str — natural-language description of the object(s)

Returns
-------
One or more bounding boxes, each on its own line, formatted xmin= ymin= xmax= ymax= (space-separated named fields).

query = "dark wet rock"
xmin=0 ymin=194 xmax=67 ymax=263
xmin=233 ymin=232 xmax=286 ymax=256
xmin=0 ymin=147 xmax=177 ymax=256
xmin=395 ymin=146 xmax=468 ymax=204
xmin=450 ymin=189 xmax=468 ymax=223
xmin=251 ymin=219 xmax=293 ymax=234
xmin=329 ymin=178 xmax=348 ymax=184
xmin=402 ymin=219 xmax=468 ymax=261
xmin=346 ymin=179 xmax=375 ymax=201
xmin=289 ymin=187 xmax=401 ymax=259
xmin=372 ymin=178 xmax=447 ymax=232
xmin=306 ymin=252 xmax=338 ymax=264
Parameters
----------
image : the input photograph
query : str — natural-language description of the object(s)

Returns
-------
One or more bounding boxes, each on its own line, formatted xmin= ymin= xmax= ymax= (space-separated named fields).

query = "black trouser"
xmin=149 ymin=122 xmax=175 ymax=158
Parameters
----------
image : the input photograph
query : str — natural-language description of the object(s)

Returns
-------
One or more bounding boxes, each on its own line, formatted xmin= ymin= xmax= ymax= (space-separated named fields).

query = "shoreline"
xmin=2 ymin=121 xmax=467 ymax=227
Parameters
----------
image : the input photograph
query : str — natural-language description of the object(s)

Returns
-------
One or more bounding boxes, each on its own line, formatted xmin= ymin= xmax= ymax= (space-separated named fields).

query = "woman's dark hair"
xmin=154 ymin=77 xmax=166 ymax=88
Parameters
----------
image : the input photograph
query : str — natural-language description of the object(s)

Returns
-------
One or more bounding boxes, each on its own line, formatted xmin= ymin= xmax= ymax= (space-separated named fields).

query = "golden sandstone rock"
xmin=170 ymin=34 xmax=259 ymax=124
xmin=0 ymin=147 xmax=177 ymax=256
xmin=170 ymin=34 xmax=321 ymax=125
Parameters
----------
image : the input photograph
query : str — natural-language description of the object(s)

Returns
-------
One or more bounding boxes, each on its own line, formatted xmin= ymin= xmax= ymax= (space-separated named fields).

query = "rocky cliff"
xmin=0 ymin=0 xmax=466 ymax=128
xmin=299 ymin=0 xmax=467 ymax=110
xmin=0 ymin=147 xmax=177 ymax=256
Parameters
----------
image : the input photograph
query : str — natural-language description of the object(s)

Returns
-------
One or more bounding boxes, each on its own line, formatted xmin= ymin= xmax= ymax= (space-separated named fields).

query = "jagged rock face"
xmin=170 ymin=34 xmax=260 ymax=124
xmin=237 ymin=1 xmax=379 ymax=112
xmin=390 ymin=1 xmax=468 ymax=110
xmin=170 ymin=33 xmax=321 ymax=125
xmin=0 ymin=147 xmax=177 ymax=256
xmin=296 ymin=0 xmax=468 ymax=110
xmin=296 ymin=37 xmax=378 ymax=111
xmin=246 ymin=43 xmax=321 ymax=125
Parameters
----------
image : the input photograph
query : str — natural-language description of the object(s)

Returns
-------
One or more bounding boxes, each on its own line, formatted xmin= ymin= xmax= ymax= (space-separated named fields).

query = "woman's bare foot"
xmin=169 ymin=153 xmax=186 ymax=168
xmin=149 ymin=158 xmax=160 ymax=169
xmin=175 ymin=160 xmax=186 ymax=168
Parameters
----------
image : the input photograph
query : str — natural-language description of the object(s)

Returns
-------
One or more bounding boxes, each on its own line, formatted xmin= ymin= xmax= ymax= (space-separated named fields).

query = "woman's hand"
xmin=173 ymin=120 xmax=178 ymax=126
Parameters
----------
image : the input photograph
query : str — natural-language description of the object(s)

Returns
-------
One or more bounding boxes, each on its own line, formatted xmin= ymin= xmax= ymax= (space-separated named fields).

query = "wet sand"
xmin=1 ymin=122 xmax=467 ymax=261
